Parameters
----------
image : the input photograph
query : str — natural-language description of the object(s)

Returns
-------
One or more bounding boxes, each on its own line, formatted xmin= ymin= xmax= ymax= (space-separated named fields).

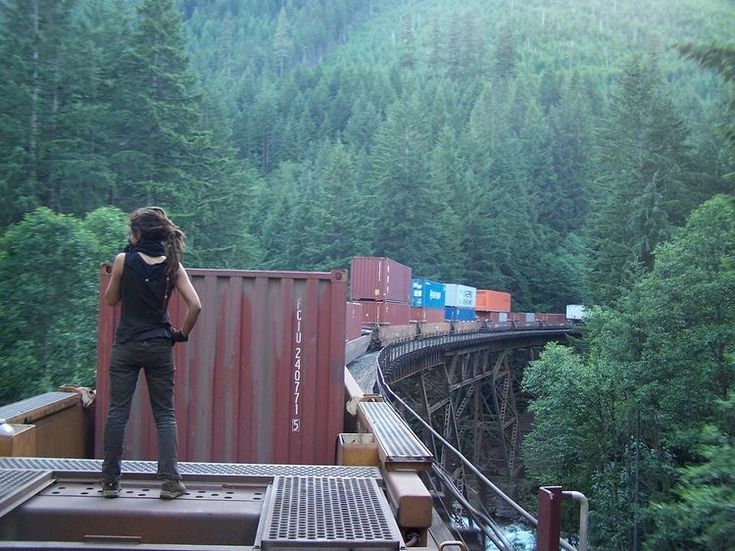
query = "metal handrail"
xmin=432 ymin=462 xmax=515 ymax=551
xmin=375 ymin=327 xmax=579 ymax=551
xmin=380 ymin=325 xmax=576 ymax=379
xmin=562 ymin=491 xmax=589 ymax=551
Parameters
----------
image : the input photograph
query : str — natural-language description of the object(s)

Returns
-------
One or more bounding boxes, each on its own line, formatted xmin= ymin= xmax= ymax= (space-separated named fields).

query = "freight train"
xmin=346 ymin=256 xmax=580 ymax=343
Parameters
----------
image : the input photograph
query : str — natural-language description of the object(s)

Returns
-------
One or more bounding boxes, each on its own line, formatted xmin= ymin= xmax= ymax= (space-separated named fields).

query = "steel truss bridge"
xmin=374 ymin=326 xmax=581 ymax=549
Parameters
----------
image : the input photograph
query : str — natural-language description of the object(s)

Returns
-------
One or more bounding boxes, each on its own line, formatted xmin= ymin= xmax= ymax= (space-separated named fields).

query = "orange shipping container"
xmin=476 ymin=290 xmax=511 ymax=313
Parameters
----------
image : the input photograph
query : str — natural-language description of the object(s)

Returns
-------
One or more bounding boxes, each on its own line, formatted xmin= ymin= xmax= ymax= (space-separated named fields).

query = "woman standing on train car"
xmin=101 ymin=207 xmax=201 ymax=499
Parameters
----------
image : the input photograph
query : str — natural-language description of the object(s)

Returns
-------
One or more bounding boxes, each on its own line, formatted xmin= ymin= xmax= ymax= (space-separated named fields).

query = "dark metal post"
xmin=537 ymin=486 xmax=563 ymax=551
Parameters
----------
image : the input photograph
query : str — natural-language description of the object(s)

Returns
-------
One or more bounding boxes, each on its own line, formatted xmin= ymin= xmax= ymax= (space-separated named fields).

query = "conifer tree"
xmin=458 ymin=10 xmax=486 ymax=79
xmin=427 ymin=19 xmax=445 ymax=77
xmin=398 ymin=13 xmax=417 ymax=70
xmin=108 ymin=0 xmax=260 ymax=267
xmin=108 ymin=0 xmax=200 ymax=208
xmin=257 ymin=162 xmax=303 ymax=269
xmin=368 ymin=94 xmax=454 ymax=275
xmin=0 ymin=0 xmax=112 ymax=225
xmin=545 ymin=75 xmax=593 ymax=233
xmin=586 ymin=56 xmax=696 ymax=304
xmin=494 ymin=24 xmax=518 ymax=80
xmin=678 ymin=42 xmax=735 ymax=152
xmin=272 ymin=6 xmax=293 ymax=79
xmin=461 ymin=80 xmax=550 ymax=307
xmin=285 ymin=140 xmax=370 ymax=270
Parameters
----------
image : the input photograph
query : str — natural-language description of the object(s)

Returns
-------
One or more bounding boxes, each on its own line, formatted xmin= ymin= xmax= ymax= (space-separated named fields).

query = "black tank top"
xmin=115 ymin=251 xmax=172 ymax=343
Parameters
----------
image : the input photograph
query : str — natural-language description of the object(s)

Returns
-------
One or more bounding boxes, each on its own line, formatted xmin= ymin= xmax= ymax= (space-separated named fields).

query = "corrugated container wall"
xmin=410 ymin=278 xmax=446 ymax=309
xmin=350 ymin=257 xmax=411 ymax=303
xmin=535 ymin=313 xmax=567 ymax=325
xmin=357 ymin=301 xmax=410 ymax=325
xmin=96 ymin=265 xmax=347 ymax=466
xmin=509 ymin=312 xmax=536 ymax=323
xmin=410 ymin=307 xmax=445 ymax=323
xmin=475 ymin=290 xmax=511 ymax=313
xmin=444 ymin=284 xmax=477 ymax=308
xmin=476 ymin=311 xmax=509 ymax=323
xmin=345 ymin=302 xmax=363 ymax=341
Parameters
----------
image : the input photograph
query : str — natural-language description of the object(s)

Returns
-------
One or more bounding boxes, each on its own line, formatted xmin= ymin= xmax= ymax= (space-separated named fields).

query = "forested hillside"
xmin=0 ymin=1 xmax=733 ymax=547
xmin=179 ymin=0 xmax=734 ymax=309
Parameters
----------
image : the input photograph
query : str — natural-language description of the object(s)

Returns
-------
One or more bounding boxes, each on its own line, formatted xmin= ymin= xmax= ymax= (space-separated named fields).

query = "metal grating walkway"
xmin=0 ymin=469 xmax=53 ymax=517
xmin=0 ymin=457 xmax=381 ymax=479
xmin=357 ymin=401 xmax=432 ymax=470
xmin=257 ymin=475 xmax=403 ymax=550
xmin=0 ymin=392 xmax=78 ymax=423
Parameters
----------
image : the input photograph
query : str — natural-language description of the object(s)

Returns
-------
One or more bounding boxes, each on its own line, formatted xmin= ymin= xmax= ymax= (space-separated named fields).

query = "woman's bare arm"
xmin=105 ymin=253 xmax=126 ymax=306
xmin=176 ymin=264 xmax=202 ymax=337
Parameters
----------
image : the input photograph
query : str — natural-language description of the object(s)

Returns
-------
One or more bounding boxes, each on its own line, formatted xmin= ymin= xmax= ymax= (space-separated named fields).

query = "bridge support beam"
xmin=392 ymin=342 xmax=552 ymax=518
xmin=382 ymin=328 xmax=577 ymax=521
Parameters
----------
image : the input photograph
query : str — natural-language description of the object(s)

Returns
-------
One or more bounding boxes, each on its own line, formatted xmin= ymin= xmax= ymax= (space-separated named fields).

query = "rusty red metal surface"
xmin=349 ymin=257 xmax=411 ymax=303
xmin=345 ymin=302 xmax=363 ymax=341
xmin=475 ymin=311 xmax=509 ymax=323
xmin=535 ymin=313 xmax=567 ymax=324
xmin=95 ymin=265 xmax=347 ymax=465
xmin=356 ymin=300 xmax=410 ymax=325
xmin=537 ymin=486 xmax=563 ymax=551
xmin=508 ymin=312 xmax=536 ymax=323
xmin=409 ymin=307 xmax=444 ymax=323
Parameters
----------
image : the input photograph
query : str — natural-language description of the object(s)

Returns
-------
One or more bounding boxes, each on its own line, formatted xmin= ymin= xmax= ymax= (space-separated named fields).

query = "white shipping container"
xmin=445 ymin=284 xmax=477 ymax=308
xmin=566 ymin=304 xmax=587 ymax=321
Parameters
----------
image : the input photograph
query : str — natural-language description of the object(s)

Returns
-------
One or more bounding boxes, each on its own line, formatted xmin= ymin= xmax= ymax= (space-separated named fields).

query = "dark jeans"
xmin=102 ymin=338 xmax=181 ymax=483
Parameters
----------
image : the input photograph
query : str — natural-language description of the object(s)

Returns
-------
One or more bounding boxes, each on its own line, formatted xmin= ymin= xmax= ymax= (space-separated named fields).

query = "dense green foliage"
xmin=0 ymin=206 xmax=127 ymax=404
xmin=524 ymin=195 xmax=735 ymax=549
xmin=0 ymin=0 xmax=734 ymax=546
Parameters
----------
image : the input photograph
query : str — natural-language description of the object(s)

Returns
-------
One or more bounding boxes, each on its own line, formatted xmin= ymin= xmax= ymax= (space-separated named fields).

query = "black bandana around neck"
xmin=125 ymin=240 xmax=166 ymax=257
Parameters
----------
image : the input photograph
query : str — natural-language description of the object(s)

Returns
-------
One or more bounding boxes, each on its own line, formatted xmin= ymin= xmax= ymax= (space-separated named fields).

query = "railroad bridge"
xmin=356 ymin=326 xmax=580 ymax=520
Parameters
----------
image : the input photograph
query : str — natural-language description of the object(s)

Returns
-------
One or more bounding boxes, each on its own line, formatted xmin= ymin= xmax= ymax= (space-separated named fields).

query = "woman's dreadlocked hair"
xmin=128 ymin=207 xmax=186 ymax=299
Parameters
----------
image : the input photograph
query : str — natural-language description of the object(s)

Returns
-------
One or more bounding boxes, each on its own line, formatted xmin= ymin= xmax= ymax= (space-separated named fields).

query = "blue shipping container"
xmin=411 ymin=278 xmax=446 ymax=309
xmin=444 ymin=306 xmax=476 ymax=322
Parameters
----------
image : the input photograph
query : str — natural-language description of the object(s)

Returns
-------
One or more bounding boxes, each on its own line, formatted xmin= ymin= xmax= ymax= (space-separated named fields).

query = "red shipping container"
xmin=95 ymin=265 xmax=347 ymax=466
xmin=350 ymin=257 xmax=412 ymax=303
xmin=476 ymin=290 xmax=511 ymax=313
xmin=345 ymin=302 xmax=363 ymax=341
xmin=535 ymin=313 xmax=567 ymax=325
xmin=508 ymin=312 xmax=536 ymax=324
xmin=357 ymin=300 xmax=410 ymax=325
xmin=475 ymin=311 xmax=510 ymax=323
xmin=410 ymin=307 xmax=445 ymax=323
xmin=548 ymin=313 xmax=566 ymax=324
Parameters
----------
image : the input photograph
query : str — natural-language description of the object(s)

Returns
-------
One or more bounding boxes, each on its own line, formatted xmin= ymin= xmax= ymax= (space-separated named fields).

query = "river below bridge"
xmin=498 ymin=521 xmax=536 ymax=550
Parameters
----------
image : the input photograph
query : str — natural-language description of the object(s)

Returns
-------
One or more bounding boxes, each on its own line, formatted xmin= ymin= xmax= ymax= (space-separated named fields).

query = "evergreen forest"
xmin=0 ymin=0 xmax=733 ymax=548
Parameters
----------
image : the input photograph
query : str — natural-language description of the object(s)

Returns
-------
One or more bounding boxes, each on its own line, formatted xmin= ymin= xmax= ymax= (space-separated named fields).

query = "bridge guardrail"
xmin=379 ymin=325 xmax=577 ymax=383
